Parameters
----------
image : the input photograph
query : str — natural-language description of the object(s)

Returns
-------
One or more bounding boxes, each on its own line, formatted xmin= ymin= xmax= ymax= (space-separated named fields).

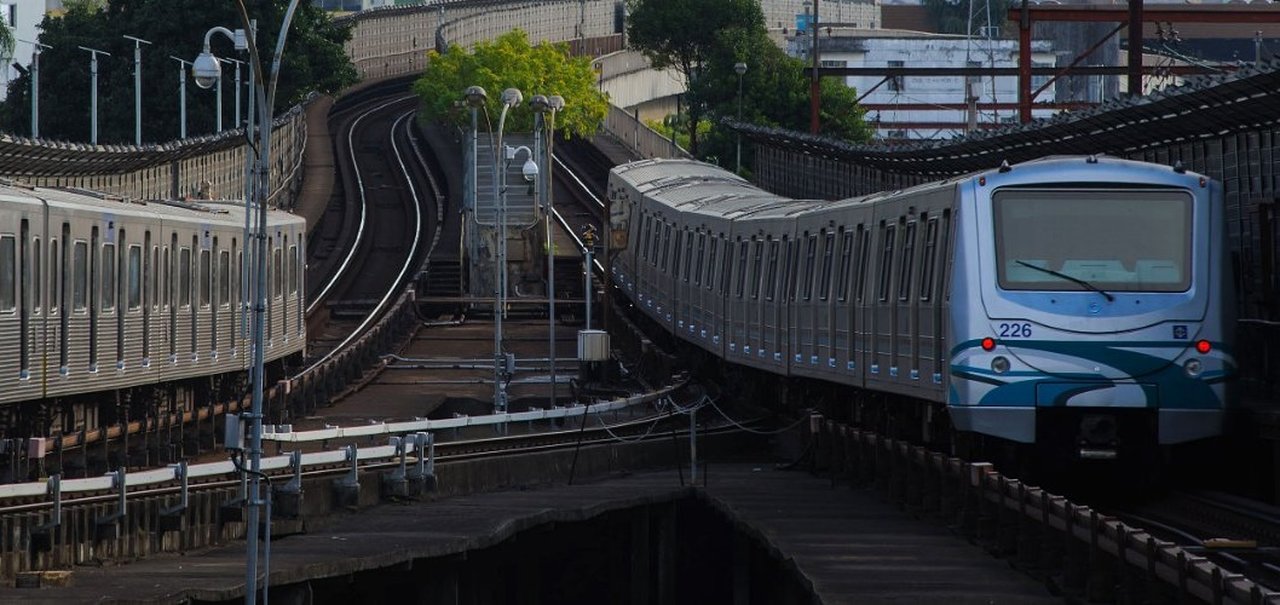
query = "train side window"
xmin=672 ymin=230 xmax=683 ymax=280
xmin=273 ymin=246 xmax=283 ymax=299
xmin=290 ymin=245 xmax=299 ymax=295
xmin=73 ymin=240 xmax=88 ymax=311
xmin=199 ymin=249 xmax=212 ymax=308
xmin=50 ymin=238 xmax=59 ymax=314
xmin=788 ymin=237 xmax=801 ymax=302
xmin=836 ymin=230 xmax=853 ymax=302
xmin=694 ymin=232 xmax=705 ymax=287
xmin=682 ymin=230 xmax=694 ymax=283
xmin=855 ymin=227 xmax=870 ymax=302
xmin=660 ymin=223 xmax=671 ymax=271
xmin=734 ymin=238 xmax=748 ymax=299
xmin=163 ymin=247 xmax=171 ymax=308
xmin=919 ymin=217 xmax=939 ymax=302
xmin=640 ymin=214 xmax=651 ymax=261
xmin=150 ymin=246 xmax=159 ymax=310
xmin=650 ymin=219 xmax=661 ymax=267
xmin=102 ymin=243 xmax=116 ymax=311
xmin=877 ymin=224 xmax=895 ymax=303
xmin=720 ymin=236 xmax=733 ymax=294
xmin=0 ymin=235 xmax=13 ymax=312
xmin=128 ymin=245 xmax=142 ymax=310
xmin=33 ymin=237 xmax=42 ymax=312
xmin=750 ymin=237 xmax=764 ymax=300
xmin=940 ymin=211 xmax=952 ymax=302
xmin=705 ymin=236 xmax=718 ymax=291
xmin=765 ymin=238 xmax=780 ymax=301
xmin=819 ymin=230 xmax=835 ymax=301
xmin=803 ymin=233 xmax=817 ymax=301
xmin=219 ymin=251 xmax=231 ymax=306
xmin=898 ymin=221 xmax=916 ymax=302
xmin=179 ymin=247 xmax=191 ymax=308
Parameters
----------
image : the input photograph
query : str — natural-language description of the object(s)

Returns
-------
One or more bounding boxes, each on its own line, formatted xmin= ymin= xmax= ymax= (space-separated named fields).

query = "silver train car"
xmin=0 ymin=182 xmax=306 ymax=432
xmin=608 ymin=156 xmax=1235 ymax=460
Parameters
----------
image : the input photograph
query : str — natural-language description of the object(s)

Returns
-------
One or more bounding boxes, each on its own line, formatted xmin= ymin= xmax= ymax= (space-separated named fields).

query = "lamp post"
xmin=191 ymin=3 xmax=301 ymax=602
xmin=530 ymin=93 xmax=565 ymax=407
xmin=464 ymin=85 xmax=487 ymax=302
xmin=78 ymin=46 xmax=110 ymax=145
xmin=123 ymin=35 xmax=152 ymax=146
xmin=492 ymin=87 xmax=528 ymax=414
xmin=169 ymin=56 xmax=192 ymax=140
xmin=18 ymin=39 xmax=50 ymax=139
xmin=734 ymin=61 xmax=747 ymax=174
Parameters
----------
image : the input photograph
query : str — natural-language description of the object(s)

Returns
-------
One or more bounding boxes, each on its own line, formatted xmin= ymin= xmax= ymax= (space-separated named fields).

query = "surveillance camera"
xmin=191 ymin=52 xmax=221 ymax=89
xmin=522 ymin=158 xmax=539 ymax=182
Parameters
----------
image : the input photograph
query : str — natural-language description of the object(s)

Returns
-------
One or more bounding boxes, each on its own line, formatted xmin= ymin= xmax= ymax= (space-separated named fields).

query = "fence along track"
xmin=809 ymin=417 xmax=1279 ymax=604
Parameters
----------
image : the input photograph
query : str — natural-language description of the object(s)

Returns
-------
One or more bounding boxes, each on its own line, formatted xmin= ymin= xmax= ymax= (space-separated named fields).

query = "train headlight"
xmin=1184 ymin=358 xmax=1203 ymax=378
xmin=991 ymin=356 xmax=1010 ymax=374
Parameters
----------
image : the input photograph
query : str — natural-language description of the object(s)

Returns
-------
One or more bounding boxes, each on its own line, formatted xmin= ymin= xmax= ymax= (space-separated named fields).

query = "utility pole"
xmin=809 ymin=0 xmax=821 ymax=134
xmin=124 ymin=35 xmax=153 ymax=146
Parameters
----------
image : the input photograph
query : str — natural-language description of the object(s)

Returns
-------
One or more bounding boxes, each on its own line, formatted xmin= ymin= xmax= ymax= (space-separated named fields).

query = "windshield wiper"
xmin=1014 ymin=260 xmax=1114 ymax=302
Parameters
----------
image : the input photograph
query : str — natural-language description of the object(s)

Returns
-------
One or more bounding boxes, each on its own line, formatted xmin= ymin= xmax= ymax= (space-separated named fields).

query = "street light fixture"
xmin=734 ymin=61 xmax=747 ymax=174
xmin=192 ymin=4 xmax=299 ymax=603
xmin=464 ymin=85 xmax=488 ymax=302
xmin=18 ymin=39 xmax=50 ymax=139
xmin=492 ymin=87 xmax=525 ymax=415
xmin=530 ymin=93 xmax=565 ymax=407
xmin=123 ymin=35 xmax=153 ymax=146
xmin=78 ymin=46 xmax=111 ymax=145
xmin=168 ymin=56 xmax=192 ymax=139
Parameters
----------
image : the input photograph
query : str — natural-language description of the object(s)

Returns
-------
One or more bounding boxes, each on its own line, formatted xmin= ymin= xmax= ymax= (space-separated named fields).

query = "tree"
xmin=0 ymin=0 xmax=358 ymax=143
xmin=413 ymin=30 xmax=608 ymax=138
xmin=686 ymin=26 xmax=871 ymax=171
xmin=626 ymin=0 xmax=764 ymax=155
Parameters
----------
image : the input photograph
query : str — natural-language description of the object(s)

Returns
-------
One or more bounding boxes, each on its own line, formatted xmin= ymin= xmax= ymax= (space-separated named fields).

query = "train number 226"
xmin=998 ymin=322 xmax=1033 ymax=338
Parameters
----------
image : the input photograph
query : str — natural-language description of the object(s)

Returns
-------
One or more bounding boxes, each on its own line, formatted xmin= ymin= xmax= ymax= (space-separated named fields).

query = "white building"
xmin=0 ymin=1 xmax=59 ymax=102
xmin=789 ymin=29 xmax=1057 ymax=140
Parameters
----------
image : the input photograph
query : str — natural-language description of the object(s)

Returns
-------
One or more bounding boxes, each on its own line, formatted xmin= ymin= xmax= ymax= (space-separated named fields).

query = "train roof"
xmin=0 ymin=181 xmax=304 ymax=229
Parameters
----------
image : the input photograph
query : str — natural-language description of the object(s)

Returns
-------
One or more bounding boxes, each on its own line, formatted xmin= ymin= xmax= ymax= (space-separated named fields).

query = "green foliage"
xmin=413 ymin=30 xmax=608 ymax=138
xmin=645 ymin=116 xmax=709 ymax=152
xmin=0 ymin=0 xmax=358 ymax=143
xmin=626 ymin=0 xmax=764 ymax=154
xmin=685 ymin=26 xmax=871 ymax=171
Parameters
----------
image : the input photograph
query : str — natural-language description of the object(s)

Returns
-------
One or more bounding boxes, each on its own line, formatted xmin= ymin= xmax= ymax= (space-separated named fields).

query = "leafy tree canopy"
xmin=0 ymin=0 xmax=358 ymax=143
xmin=413 ymin=30 xmax=608 ymax=138
xmin=923 ymin=0 xmax=1014 ymax=37
xmin=626 ymin=0 xmax=764 ymax=154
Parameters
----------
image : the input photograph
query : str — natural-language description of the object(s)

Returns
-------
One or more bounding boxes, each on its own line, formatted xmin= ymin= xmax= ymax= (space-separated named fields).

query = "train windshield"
xmin=994 ymin=188 xmax=1192 ymax=293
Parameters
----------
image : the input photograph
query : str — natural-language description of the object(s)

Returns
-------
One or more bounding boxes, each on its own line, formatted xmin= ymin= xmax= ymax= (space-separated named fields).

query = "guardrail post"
xmin=1087 ymin=511 xmax=1117 ymax=602
xmin=30 ymin=475 xmax=61 ymax=554
xmin=409 ymin=429 xmax=440 ymax=491
xmin=159 ymin=462 xmax=188 ymax=532
xmin=332 ymin=444 xmax=360 ymax=508
xmin=1061 ymin=503 xmax=1087 ymax=598
xmin=381 ymin=436 xmax=409 ymax=499
xmin=94 ymin=468 xmax=127 ymax=542
xmin=274 ymin=451 xmax=304 ymax=519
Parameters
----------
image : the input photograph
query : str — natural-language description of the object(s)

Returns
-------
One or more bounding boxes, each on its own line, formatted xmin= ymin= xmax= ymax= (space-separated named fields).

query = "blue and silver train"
xmin=607 ymin=155 xmax=1235 ymax=461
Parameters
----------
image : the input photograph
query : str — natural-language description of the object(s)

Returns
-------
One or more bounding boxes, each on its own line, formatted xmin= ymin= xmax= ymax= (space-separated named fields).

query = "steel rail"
xmin=306 ymin=95 xmax=417 ymax=314
xmin=297 ymin=108 xmax=426 ymax=378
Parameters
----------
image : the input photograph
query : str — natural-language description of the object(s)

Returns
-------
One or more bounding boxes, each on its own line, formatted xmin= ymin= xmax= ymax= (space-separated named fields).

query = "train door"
xmin=871 ymin=220 xmax=896 ymax=382
xmin=116 ymin=228 xmax=129 ymax=372
xmin=183 ymin=236 xmax=195 ymax=362
xmin=746 ymin=235 xmax=764 ymax=360
xmin=926 ymin=209 xmax=957 ymax=383
xmin=675 ymin=227 xmax=689 ymax=335
xmin=12 ymin=221 xmax=28 ymax=382
xmin=833 ymin=227 xmax=854 ymax=380
xmin=896 ymin=216 xmax=919 ymax=385
xmin=815 ymin=228 xmax=836 ymax=371
xmin=705 ymin=230 xmax=722 ymax=352
xmin=208 ymin=237 xmax=218 ymax=359
xmin=143 ymin=230 xmax=152 ymax=368
xmin=691 ymin=228 xmax=706 ymax=344
xmin=762 ymin=234 xmax=782 ymax=366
